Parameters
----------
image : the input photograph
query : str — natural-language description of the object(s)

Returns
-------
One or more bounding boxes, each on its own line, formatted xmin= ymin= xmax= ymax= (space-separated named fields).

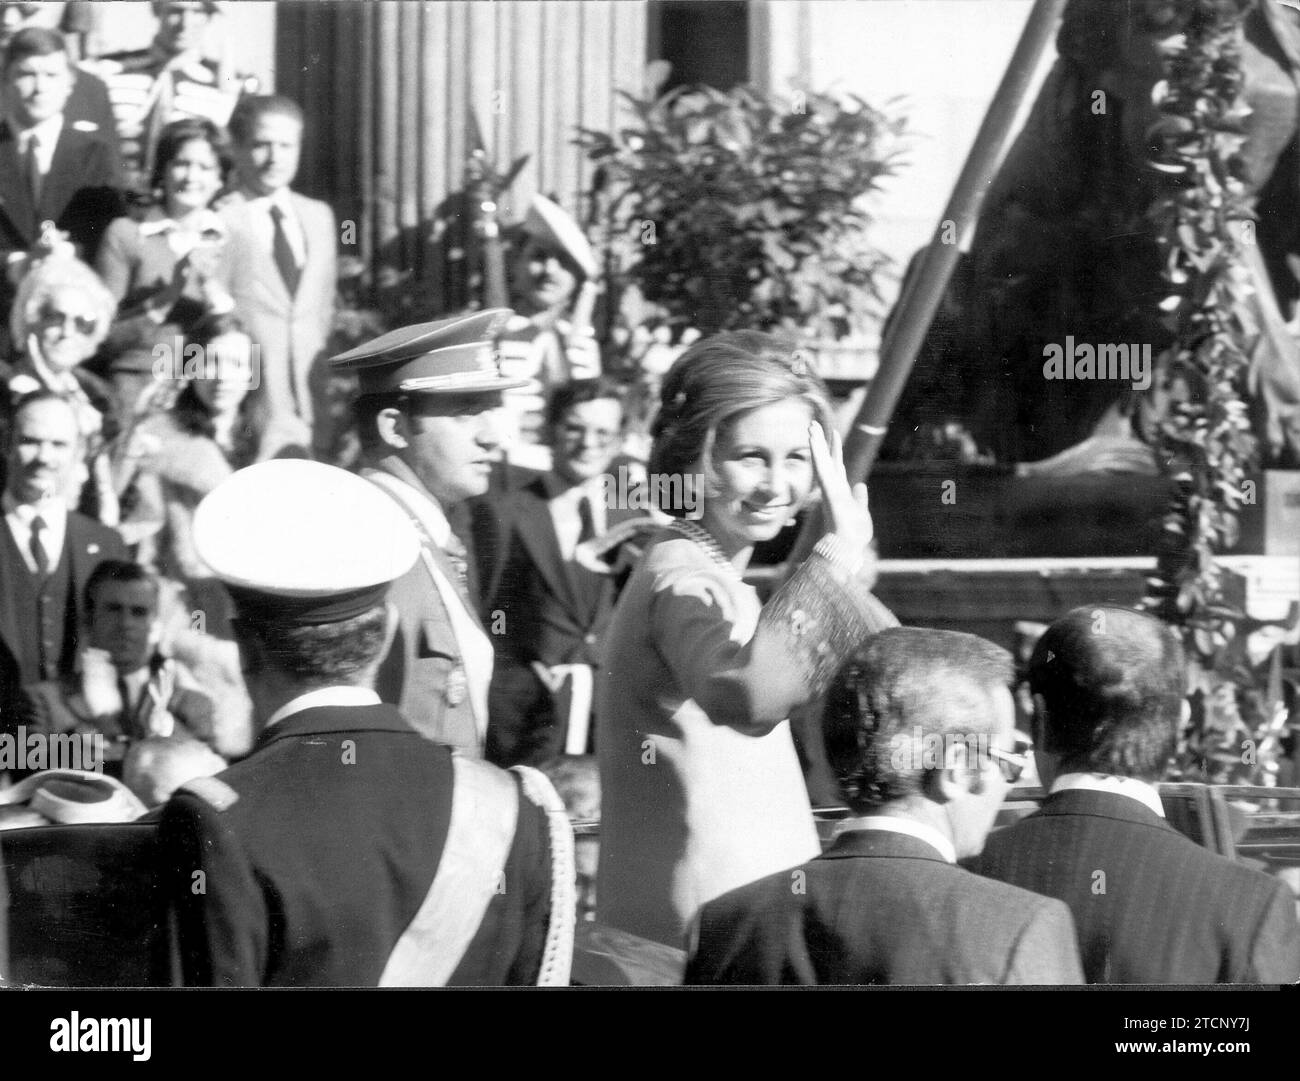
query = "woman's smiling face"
xmin=700 ymin=399 xmax=816 ymax=557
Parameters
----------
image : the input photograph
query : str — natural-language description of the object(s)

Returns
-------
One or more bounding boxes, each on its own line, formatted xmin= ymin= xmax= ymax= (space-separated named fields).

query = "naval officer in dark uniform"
xmin=330 ymin=308 xmax=528 ymax=758
xmin=158 ymin=459 xmax=574 ymax=986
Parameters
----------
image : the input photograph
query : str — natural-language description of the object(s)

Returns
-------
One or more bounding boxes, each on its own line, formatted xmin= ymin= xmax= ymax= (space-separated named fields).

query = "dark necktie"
xmin=29 ymin=515 xmax=49 ymax=578
xmin=117 ymin=675 xmax=135 ymax=736
xmin=25 ymin=131 xmax=42 ymax=207
xmin=270 ymin=204 xmax=302 ymax=297
xmin=577 ymin=493 xmax=596 ymax=545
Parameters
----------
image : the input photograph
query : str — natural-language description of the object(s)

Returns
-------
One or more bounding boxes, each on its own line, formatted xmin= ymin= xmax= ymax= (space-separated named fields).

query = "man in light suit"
xmin=217 ymin=94 xmax=335 ymax=453
xmin=0 ymin=392 xmax=127 ymax=745
xmin=476 ymin=376 xmax=642 ymax=765
xmin=331 ymin=309 xmax=528 ymax=759
xmin=686 ymin=627 xmax=1084 ymax=985
xmin=0 ymin=28 xmax=122 ymax=321
xmin=969 ymin=605 xmax=1300 ymax=984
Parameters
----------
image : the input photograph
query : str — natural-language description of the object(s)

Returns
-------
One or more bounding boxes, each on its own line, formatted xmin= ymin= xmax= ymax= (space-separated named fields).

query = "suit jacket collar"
xmin=253 ymin=701 xmax=418 ymax=752
xmin=0 ymin=124 xmax=100 ymax=243
xmin=819 ymin=828 xmax=950 ymax=864
xmin=0 ymin=125 xmax=37 ymax=240
xmin=511 ymin=478 xmax=576 ymax=610
xmin=1036 ymin=787 xmax=1177 ymax=834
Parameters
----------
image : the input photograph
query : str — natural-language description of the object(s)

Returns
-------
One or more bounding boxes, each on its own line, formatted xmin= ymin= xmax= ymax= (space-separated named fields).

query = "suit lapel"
xmin=511 ymin=482 xmax=580 ymax=614
xmin=38 ymin=127 xmax=88 ymax=225
xmin=0 ymin=129 xmax=38 ymax=243
xmin=0 ymin=523 xmax=27 ymax=669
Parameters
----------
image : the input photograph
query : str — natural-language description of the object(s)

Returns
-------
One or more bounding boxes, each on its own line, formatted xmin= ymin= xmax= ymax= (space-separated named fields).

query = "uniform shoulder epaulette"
xmin=178 ymin=775 xmax=239 ymax=812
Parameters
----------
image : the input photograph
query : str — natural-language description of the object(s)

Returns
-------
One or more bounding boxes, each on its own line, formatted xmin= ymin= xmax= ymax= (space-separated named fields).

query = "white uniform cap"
xmin=193 ymin=460 xmax=420 ymax=623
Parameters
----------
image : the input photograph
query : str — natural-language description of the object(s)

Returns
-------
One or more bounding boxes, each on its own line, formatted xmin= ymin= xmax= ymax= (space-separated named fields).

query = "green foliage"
xmin=577 ymin=82 xmax=906 ymax=342
xmin=1141 ymin=0 xmax=1274 ymax=782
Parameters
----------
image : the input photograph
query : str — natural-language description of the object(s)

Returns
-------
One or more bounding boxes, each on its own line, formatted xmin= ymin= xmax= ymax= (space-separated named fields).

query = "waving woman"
xmin=595 ymin=332 xmax=897 ymax=947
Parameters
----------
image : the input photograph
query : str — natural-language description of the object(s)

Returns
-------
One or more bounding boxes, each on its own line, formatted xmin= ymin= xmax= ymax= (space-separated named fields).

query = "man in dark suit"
xmin=1 ymin=391 xmax=126 ymax=743
xmin=969 ymin=605 xmax=1300 ymax=984
xmin=0 ymin=3 xmax=119 ymax=172
xmin=686 ymin=627 xmax=1084 ymax=985
xmin=331 ymin=309 xmax=528 ymax=758
xmin=20 ymin=559 xmax=217 ymax=777
xmin=477 ymin=376 xmax=640 ymax=765
xmin=0 ymin=27 xmax=122 ymax=266
xmin=159 ymin=459 xmax=574 ymax=986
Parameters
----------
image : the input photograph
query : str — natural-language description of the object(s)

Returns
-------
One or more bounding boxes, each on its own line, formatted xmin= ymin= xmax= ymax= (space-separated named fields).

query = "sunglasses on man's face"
xmin=987 ymin=745 xmax=1031 ymax=784
xmin=37 ymin=308 xmax=99 ymax=336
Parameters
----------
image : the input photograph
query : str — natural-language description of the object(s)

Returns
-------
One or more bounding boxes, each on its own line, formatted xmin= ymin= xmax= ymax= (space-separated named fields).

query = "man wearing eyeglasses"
xmin=475 ymin=376 xmax=639 ymax=766
xmin=685 ymin=627 xmax=1084 ymax=984
xmin=969 ymin=605 xmax=1300 ymax=984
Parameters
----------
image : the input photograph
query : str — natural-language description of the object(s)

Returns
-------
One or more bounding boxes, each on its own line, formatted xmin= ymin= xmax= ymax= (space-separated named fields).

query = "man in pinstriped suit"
xmin=969 ymin=605 xmax=1300 ymax=984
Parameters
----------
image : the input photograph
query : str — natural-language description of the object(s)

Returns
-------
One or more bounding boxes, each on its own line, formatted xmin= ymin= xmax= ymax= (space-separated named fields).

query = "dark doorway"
xmin=648 ymin=1 xmax=750 ymax=92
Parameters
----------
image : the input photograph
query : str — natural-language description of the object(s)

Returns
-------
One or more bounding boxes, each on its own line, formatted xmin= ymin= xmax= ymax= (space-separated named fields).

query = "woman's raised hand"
xmin=808 ymin=421 xmax=873 ymax=555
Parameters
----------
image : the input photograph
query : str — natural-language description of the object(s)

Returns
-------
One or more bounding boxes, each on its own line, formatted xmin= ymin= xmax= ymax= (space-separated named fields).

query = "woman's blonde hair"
xmin=648 ymin=331 xmax=834 ymax=518
xmin=10 ymin=255 xmax=117 ymax=355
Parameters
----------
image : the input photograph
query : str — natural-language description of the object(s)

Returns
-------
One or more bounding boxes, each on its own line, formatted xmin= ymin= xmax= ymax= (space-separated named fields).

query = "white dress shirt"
xmin=836 ymin=814 xmax=959 ymax=864
xmin=1049 ymin=772 xmax=1166 ymax=818
xmin=4 ymin=493 xmax=67 ymax=576
xmin=264 ymin=686 xmax=381 ymax=732
xmin=545 ymin=474 xmax=608 ymax=561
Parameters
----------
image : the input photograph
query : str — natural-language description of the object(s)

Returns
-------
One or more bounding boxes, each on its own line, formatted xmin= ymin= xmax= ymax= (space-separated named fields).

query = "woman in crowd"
xmin=4 ymin=254 xmax=120 ymax=523
xmin=595 ymin=332 xmax=898 ymax=947
xmin=113 ymin=312 xmax=273 ymax=758
xmin=95 ymin=117 xmax=235 ymax=428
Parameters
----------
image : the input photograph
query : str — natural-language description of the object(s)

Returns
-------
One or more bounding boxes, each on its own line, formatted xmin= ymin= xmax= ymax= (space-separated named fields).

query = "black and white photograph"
xmin=0 ymin=0 xmax=1298 ymax=1020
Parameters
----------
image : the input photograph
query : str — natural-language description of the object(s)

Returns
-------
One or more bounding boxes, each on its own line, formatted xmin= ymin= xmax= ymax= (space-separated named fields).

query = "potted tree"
xmin=577 ymin=76 xmax=907 ymax=384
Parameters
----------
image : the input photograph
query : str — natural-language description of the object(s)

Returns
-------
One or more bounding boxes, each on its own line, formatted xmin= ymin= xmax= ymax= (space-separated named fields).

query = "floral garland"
xmin=1141 ymin=0 xmax=1268 ymax=781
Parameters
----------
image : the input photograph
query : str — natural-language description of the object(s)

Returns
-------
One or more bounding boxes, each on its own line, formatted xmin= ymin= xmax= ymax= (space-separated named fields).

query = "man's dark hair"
xmin=544 ymin=375 xmax=628 ymax=432
xmin=3 ymin=389 xmax=78 ymax=455
xmin=228 ymin=94 xmax=304 ymax=145
xmin=824 ymin=627 xmax=1014 ymax=812
xmin=238 ymin=604 xmax=390 ymax=690
xmin=3 ymin=26 xmax=66 ymax=72
xmin=1027 ymin=605 xmax=1184 ymax=781
xmin=352 ymin=392 xmax=407 ymax=454
xmin=85 ymin=560 xmax=157 ymax=614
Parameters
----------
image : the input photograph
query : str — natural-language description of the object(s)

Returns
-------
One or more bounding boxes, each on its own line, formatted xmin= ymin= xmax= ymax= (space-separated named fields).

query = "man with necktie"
xmin=19 ymin=559 xmax=217 ymax=778
xmin=476 ymin=376 xmax=643 ymax=765
xmin=331 ymin=309 xmax=528 ymax=758
xmin=0 ymin=27 xmax=122 ymax=352
xmin=0 ymin=392 xmax=126 ymax=750
xmin=216 ymin=93 xmax=336 ymax=452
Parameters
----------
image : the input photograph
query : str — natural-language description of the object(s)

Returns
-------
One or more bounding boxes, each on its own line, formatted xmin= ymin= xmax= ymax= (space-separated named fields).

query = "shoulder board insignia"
xmin=179 ymin=775 xmax=239 ymax=812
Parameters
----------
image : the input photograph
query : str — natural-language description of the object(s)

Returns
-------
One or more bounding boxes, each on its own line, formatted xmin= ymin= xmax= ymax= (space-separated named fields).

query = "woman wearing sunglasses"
xmin=595 ymin=332 xmax=899 ymax=948
xmin=4 ymin=252 xmax=120 ymax=523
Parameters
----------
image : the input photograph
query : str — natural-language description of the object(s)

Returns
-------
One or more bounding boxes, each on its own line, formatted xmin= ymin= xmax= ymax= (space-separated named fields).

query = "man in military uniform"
xmin=331 ymin=309 xmax=528 ymax=758
xmin=496 ymin=194 xmax=603 ymax=472
xmin=88 ymin=1 xmax=249 ymax=192
xmin=159 ymin=458 xmax=574 ymax=986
